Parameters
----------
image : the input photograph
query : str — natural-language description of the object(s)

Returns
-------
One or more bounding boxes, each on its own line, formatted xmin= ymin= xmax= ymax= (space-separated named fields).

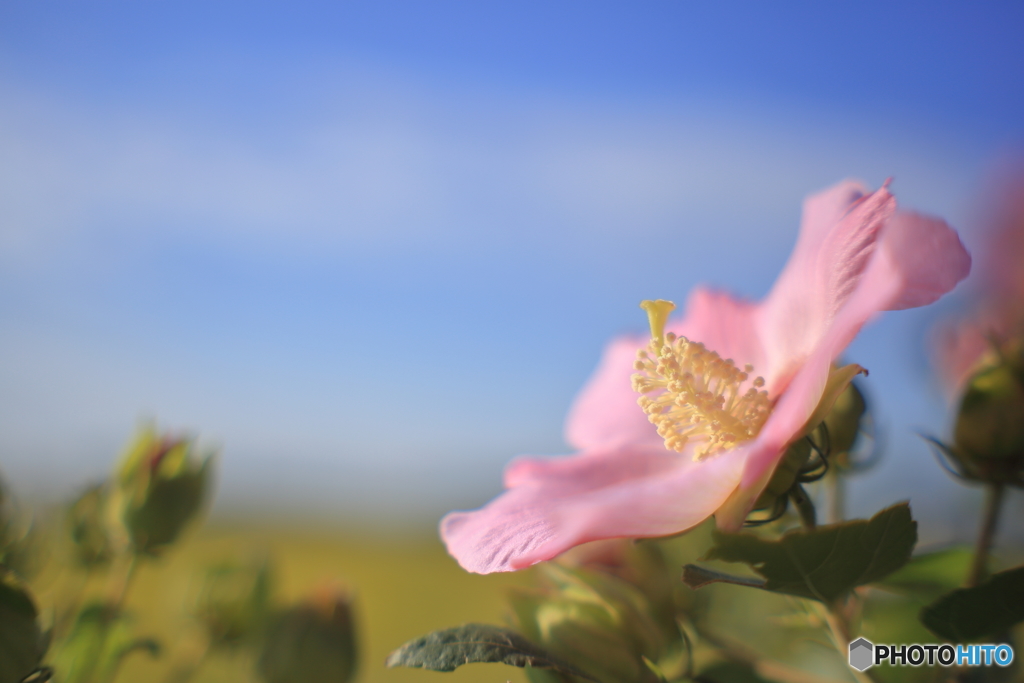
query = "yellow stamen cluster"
xmin=632 ymin=300 xmax=771 ymax=460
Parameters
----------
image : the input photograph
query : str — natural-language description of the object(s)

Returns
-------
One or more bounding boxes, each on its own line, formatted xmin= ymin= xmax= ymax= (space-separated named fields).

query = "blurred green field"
xmin=37 ymin=520 xmax=535 ymax=683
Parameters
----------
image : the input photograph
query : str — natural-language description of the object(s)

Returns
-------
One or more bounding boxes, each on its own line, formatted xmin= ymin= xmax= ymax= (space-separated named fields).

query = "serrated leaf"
xmin=702 ymin=503 xmax=917 ymax=603
xmin=385 ymin=623 xmax=601 ymax=682
xmin=920 ymin=566 xmax=1024 ymax=642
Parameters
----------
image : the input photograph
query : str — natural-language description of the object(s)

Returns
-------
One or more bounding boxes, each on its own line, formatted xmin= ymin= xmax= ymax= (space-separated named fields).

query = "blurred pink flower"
xmin=933 ymin=169 xmax=1024 ymax=394
xmin=443 ymin=180 xmax=970 ymax=574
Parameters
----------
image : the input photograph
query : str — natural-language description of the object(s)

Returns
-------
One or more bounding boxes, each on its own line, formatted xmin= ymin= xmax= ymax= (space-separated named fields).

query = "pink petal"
xmin=671 ymin=288 xmax=765 ymax=371
xmin=717 ymin=209 xmax=971 ymax=528
xmin=441 ymin=445 xmax=745 ymax=574
xmin=757 ymin=182 xmax=896 ymax=390
xmin=563 ymin=333 xmax=659 ymax=451
xmin=872 ymin=212 xmax=972 ymax=311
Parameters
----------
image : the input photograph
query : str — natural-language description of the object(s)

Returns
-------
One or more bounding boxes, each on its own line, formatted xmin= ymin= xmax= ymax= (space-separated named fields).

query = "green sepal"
xmin=752 ymin=364 xmax=865 ymax=510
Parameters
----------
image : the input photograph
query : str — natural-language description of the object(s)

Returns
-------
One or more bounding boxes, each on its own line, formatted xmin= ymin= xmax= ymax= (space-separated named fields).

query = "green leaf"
xmin=701 ymin=503 xmax=917 ymax=603
xmin=920 ymin=566 xmax=1024 ymax=642
xmin=874 ymin=547 xmax=973 ymax=600
xmin=385 ymin=624 xmax=601 ymax=682
xmin=0 ymin=573 xmax=47 ymax=683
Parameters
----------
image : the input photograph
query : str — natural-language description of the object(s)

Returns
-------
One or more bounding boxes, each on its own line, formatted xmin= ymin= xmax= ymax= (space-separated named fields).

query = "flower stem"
xmin=817 ymin=599 xmax=881 ymax=683
xmin=826 ymin=467 xmax=845 ymax=524
xmin=966 ymin=482 xmax=1004 ymax=587
xmin=790 ymin=483 xmax=817 ymax=530
xmin=104 ymin=551 xmax=139 ymax=612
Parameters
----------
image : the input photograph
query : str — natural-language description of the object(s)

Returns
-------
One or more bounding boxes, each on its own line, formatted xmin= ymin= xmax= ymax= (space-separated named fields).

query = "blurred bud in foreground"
xmin=193 ymin=558 xmax=272 ymax=650
xmin=112 ymin=425 xmax=216 ymax=556
xmin=947 ymin=340 xmax=1024 ymax=486
xmin=0 ymin=569 xmax=50 ymax=683
xmin=509 ymin=558 xmax=675 ymax=683
xmin=67 ymin=484 xmax=113 ymax=568
xmin=256 ymin=583 xmax=357 ymax=683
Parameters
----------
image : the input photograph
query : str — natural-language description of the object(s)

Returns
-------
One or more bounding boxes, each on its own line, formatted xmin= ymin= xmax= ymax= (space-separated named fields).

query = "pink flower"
xmin=933 ymin=168 xmax=1024 ymax=395
xmin=442 ymin=180 xmax=971 ymax=574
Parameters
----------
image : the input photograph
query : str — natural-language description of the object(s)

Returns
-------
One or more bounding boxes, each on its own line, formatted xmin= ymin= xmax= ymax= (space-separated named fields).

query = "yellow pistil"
xmin=632 ymin=299 xmax=772 ymax=460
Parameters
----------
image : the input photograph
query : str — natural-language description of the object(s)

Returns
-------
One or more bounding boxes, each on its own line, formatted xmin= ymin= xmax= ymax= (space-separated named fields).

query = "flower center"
xmin=631 ymin=300 xmax=771 ymax=460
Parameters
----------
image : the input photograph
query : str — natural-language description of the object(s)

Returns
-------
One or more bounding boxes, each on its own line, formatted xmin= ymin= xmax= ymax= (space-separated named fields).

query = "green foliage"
xmin=193 ymin=557 xmax=272 ymax=650
xmin=698 ymin=503 xmax=917 ymax=603
xmin=66 ymin=485 xmax=113 ymax=568
xmin=508 ymin=563 xmax=670 ymax=683
xmin=875 ymin=547 xmax=973 ymax=600
xmin=385 ymin=623 xmax=598 ymax=681
xmin=920 ymin=566 xmax=1024 ymax=642
xmin=257 ymin=587 xmax=357 ymax=683
xmin=0 ymin=571 xmax=49 ymax=683
xmin=48 ymin=603 xmax=159 ymax=683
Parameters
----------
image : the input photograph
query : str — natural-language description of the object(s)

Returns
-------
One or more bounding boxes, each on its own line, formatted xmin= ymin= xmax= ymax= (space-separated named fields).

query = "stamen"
xmin=633 ymin=299 xmax=772 ymax=460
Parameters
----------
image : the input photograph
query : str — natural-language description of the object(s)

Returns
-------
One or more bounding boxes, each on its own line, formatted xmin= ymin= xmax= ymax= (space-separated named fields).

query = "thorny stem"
xmin=790 ymin=483 xmax=817 ymax=530
xmin=966 ymin=482 xmax=1004 ymax=587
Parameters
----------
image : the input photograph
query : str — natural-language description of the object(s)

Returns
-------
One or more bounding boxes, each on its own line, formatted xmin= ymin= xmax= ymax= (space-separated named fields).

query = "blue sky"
xmin=1 ymin=2 xmax=1022 ymax=534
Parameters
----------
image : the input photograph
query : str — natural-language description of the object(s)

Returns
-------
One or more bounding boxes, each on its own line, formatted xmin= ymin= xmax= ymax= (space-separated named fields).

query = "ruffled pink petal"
xmin=757 ymin=182 xmax=896 ymax=389
xmin=716 ymin=209 xmax=971 ymax=529
xmin=441 ymin=444 xmax=745 ymax=574
xmin=563 ymin=333 xmax=659 ymax=451
xmin=872 ymin=212 xmax=972 ymax=311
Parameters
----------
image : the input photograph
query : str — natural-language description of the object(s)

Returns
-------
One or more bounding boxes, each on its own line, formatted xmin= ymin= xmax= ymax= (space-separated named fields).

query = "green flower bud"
xmin=824 ymin=380 xmax=867 ymax=468
xmin=193 ymin=558 xmax=272 ymax=649
xmin=67 ymin=484 xmax=113 ymax=568
xmin=112 ymin=426 xmax=216 ymax=555
xmin=509 ymin=563 xmax=670 ymax=683
xmin=950 ymin=342 xmax=1024 ymax=484
xmin=256 ymin=585 xmax=357 ymax=683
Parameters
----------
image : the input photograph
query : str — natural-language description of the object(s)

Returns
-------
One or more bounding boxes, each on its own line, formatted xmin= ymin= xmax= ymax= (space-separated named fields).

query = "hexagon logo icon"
xmin=849 ymin=637 xmax=874 ymax=671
